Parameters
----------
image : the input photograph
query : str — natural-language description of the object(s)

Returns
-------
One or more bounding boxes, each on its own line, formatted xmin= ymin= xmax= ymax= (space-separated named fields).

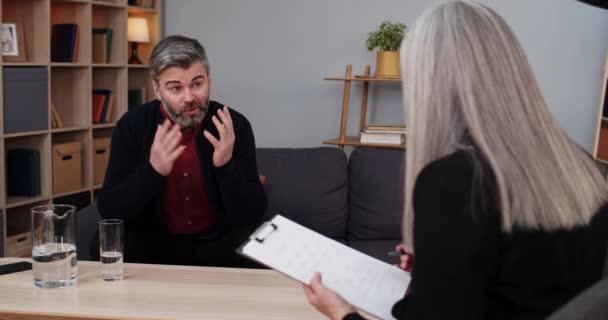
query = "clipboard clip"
xmin=252 ymin=221 xmax=278 ymax=243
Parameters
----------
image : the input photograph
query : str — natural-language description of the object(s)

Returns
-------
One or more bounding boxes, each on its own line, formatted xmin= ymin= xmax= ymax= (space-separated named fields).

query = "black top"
xmin=97 ymin=100 xmax=267 ymax=235
xmin=346 ymin=149 xmax=608 ymax=320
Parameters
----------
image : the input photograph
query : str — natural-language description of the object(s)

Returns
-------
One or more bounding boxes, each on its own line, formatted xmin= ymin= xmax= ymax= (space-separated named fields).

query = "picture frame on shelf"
xmin=1 ymin=19 xmax=27 ymax=62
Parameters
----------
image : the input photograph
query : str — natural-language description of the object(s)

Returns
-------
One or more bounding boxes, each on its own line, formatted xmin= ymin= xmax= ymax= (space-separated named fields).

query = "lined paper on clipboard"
xmin=237 ymin=215 xmax=410 ymax=320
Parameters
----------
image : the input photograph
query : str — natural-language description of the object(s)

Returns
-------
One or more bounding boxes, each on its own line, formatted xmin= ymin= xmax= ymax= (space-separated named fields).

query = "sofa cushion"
xmin=348 ymin=147 xmax=405 ymax=240
xmin=348 ymin=240 xmax=401 ymax=264
xmin=256 ymin=147 xmax=348 ymax=238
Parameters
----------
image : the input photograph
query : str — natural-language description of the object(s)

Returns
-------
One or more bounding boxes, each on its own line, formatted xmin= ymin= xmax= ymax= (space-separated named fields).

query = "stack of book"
xmin=360 ymin=124 xmax=406 ymax=145
xmin=92 ymin=89 xmax=115 ymax=124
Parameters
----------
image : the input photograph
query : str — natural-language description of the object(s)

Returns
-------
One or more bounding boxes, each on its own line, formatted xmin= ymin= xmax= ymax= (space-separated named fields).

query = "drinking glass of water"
xmin=99 ymin=219 xmax=123 ymax=281
xmin=31 ymin=204 xmax=77 ymax=289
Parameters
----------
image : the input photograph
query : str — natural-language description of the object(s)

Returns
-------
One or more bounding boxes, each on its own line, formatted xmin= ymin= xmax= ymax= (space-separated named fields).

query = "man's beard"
xmin=160 ymin=95 xmax=209 ymax=130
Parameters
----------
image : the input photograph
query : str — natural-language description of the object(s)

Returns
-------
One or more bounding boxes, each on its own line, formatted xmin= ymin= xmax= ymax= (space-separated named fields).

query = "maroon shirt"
xmin=160 ymin=107 xmax=214 ymax=235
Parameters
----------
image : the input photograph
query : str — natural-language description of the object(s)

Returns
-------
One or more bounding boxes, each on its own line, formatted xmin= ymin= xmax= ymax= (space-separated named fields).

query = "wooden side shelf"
xmin=324 ymin=76 xmax=401 ymax=82
xmin=593 ymin=51 xmax=608 ymax=163
xmin=323 ymin=64 xmax=405 ymax=150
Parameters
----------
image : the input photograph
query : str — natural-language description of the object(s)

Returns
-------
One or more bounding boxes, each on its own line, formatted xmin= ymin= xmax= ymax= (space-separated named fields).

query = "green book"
xmin=128 ymin=88 xmax=144 ymax=111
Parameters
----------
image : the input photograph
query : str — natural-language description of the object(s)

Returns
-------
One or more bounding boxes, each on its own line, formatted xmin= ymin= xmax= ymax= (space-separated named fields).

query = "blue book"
xmin=51 ymin=23 xmax=79 ymax=62
xmin=7 ymin=148 xmax=41 ymax=197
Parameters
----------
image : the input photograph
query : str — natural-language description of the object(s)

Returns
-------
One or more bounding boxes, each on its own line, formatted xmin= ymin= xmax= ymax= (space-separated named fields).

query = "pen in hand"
xmin=390 ymin=244 xmax=415 ymax=272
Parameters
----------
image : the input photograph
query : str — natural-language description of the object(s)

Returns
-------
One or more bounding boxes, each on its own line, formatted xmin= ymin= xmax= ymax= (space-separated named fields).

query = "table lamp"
xmin=128 ymin=17 xmax=150 ymax=64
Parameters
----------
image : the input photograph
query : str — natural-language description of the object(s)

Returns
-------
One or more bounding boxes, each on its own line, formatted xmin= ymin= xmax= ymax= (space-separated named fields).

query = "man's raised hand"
xmin=149 ymin=119 xmax=186 ymax=176
xmin=203 ymin=106 xmax=235 ymax=167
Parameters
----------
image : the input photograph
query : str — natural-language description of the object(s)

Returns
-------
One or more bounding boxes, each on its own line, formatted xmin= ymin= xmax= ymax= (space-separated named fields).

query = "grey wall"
xmin=164 ymin=0 xmax=608 ymax=150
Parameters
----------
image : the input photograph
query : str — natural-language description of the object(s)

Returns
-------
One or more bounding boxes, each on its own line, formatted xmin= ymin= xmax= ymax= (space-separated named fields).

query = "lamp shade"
xmin=128 ymin=18 xmax=150 ymax=43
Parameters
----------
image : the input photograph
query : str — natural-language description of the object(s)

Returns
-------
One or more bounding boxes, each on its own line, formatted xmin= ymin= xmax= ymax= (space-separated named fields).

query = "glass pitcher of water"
xmin=31 ymin=204 xmax=77 ymax=288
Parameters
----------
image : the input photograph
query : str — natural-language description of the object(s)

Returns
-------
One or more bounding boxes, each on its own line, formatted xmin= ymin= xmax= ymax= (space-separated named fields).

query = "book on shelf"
xmin=51 ymin=103 xmax=64 ymax=128
xmin=72 ymin=26 xmax=80 ymax=62
xmin=128 ymin=87 xmax=147 ymax=111
xmin=51 ymin=23 xmax=80 ymax=62
xmin=92 ymin=32 xmax=107 ymax=63
xmin=50 ymin=112 xmax=57 ymax=128
xmin=92 ymin=94 xmax=106 ymax=124
xmin=92 ymin=89 xmax=112 ymax=124
xmin=7 ymin=148 xmax=41 ymax=197
xmin=363 ymin=124 xmax=407 ymax=134
xmin=92 ymin=28 xmax=113 ymax=63
xmin=131 ymin=0 xmax=155 ymax=8
xmin=360 ymin=132 xmax=405 ymax=145
xmin=104 ymin=94 xmax=116 ymax=123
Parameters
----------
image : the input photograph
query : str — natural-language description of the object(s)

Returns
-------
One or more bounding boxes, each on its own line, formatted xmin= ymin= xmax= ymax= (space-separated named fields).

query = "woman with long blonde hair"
xmin=303 ymin=1 xmax=608 ymax=319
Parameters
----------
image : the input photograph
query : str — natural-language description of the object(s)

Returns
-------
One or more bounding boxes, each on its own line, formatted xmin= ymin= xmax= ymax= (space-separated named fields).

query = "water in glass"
xmin=32 ymin=243 xmax=77 ymax=288
xmin=100 ymin=251 xmax=123 ymax=281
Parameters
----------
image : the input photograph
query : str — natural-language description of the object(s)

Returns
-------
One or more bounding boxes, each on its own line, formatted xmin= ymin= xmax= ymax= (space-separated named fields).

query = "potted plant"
xmin=366 ymin=20 xmax=406 ymax=78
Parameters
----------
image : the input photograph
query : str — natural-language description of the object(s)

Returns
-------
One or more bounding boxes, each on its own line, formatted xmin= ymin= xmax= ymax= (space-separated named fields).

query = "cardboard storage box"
xmin=53 ymin=142 xmax=83 ymax=194
xmin=7 ymin=232 xmax=31 ymax=257
xmin=93 ymin=138 xmax=111 ymax=185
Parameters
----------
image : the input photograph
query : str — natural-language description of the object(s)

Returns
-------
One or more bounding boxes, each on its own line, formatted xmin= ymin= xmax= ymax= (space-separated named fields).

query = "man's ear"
xmin=152 ymin=80 xmax=161 ymax=101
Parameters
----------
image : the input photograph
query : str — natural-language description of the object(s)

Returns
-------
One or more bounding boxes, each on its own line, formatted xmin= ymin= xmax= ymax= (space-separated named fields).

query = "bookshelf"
xmin=593 ymin=51 xmax=608 ymax=165
xmin=0 ymin=0 xmax=163 ymax=257
xmin=324 ymin=64 xmax=406 ymax=150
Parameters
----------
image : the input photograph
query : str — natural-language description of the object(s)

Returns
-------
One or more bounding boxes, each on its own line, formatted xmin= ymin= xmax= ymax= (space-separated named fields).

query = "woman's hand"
xmin=395 ymin=243 xmax=414 ymax=272
xmin=303 ymin=272 xmax=357 ymax=320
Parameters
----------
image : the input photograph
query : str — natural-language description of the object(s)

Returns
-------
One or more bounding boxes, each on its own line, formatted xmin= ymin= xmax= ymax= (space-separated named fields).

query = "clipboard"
xmin=237 ymin=214 xmax=410 ymax=320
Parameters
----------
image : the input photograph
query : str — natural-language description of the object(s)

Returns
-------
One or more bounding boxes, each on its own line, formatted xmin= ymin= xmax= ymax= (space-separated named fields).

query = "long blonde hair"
xmin=402 ymin=1 xmax=608 ymax=247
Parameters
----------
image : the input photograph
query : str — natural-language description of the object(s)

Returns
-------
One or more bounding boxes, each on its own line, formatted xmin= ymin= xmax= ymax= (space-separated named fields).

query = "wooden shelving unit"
xmin=324 ymin=64 xmax=405 ymax=150
xmin=0 ymin=0 xmax=163 ymax=257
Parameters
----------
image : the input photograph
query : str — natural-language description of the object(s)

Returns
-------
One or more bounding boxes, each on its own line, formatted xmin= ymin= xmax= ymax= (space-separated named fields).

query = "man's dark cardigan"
xmin=97 ymin=99 xmax=267 ymax=237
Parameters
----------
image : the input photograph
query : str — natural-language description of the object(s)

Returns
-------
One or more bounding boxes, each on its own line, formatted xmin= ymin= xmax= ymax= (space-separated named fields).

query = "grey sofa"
xmin=256 ymin=146 xmax=405 ymax=264
xmin=76 ymin=147 xmax=406 ymax=264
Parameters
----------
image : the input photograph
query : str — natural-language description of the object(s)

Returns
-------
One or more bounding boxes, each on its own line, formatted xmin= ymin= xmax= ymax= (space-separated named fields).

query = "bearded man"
xmin=97 ymin=35 xmax=267 ymax=267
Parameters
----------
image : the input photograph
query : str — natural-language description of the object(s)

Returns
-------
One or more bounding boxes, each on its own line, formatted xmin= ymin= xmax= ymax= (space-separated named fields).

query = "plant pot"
xmin=375 ymin=51 xmax=400 ymax=78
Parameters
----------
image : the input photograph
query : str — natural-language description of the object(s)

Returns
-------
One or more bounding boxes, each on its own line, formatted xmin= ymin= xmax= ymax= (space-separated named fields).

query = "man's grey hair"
xmin=149 ymin=35 xmax=210 ymax=83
